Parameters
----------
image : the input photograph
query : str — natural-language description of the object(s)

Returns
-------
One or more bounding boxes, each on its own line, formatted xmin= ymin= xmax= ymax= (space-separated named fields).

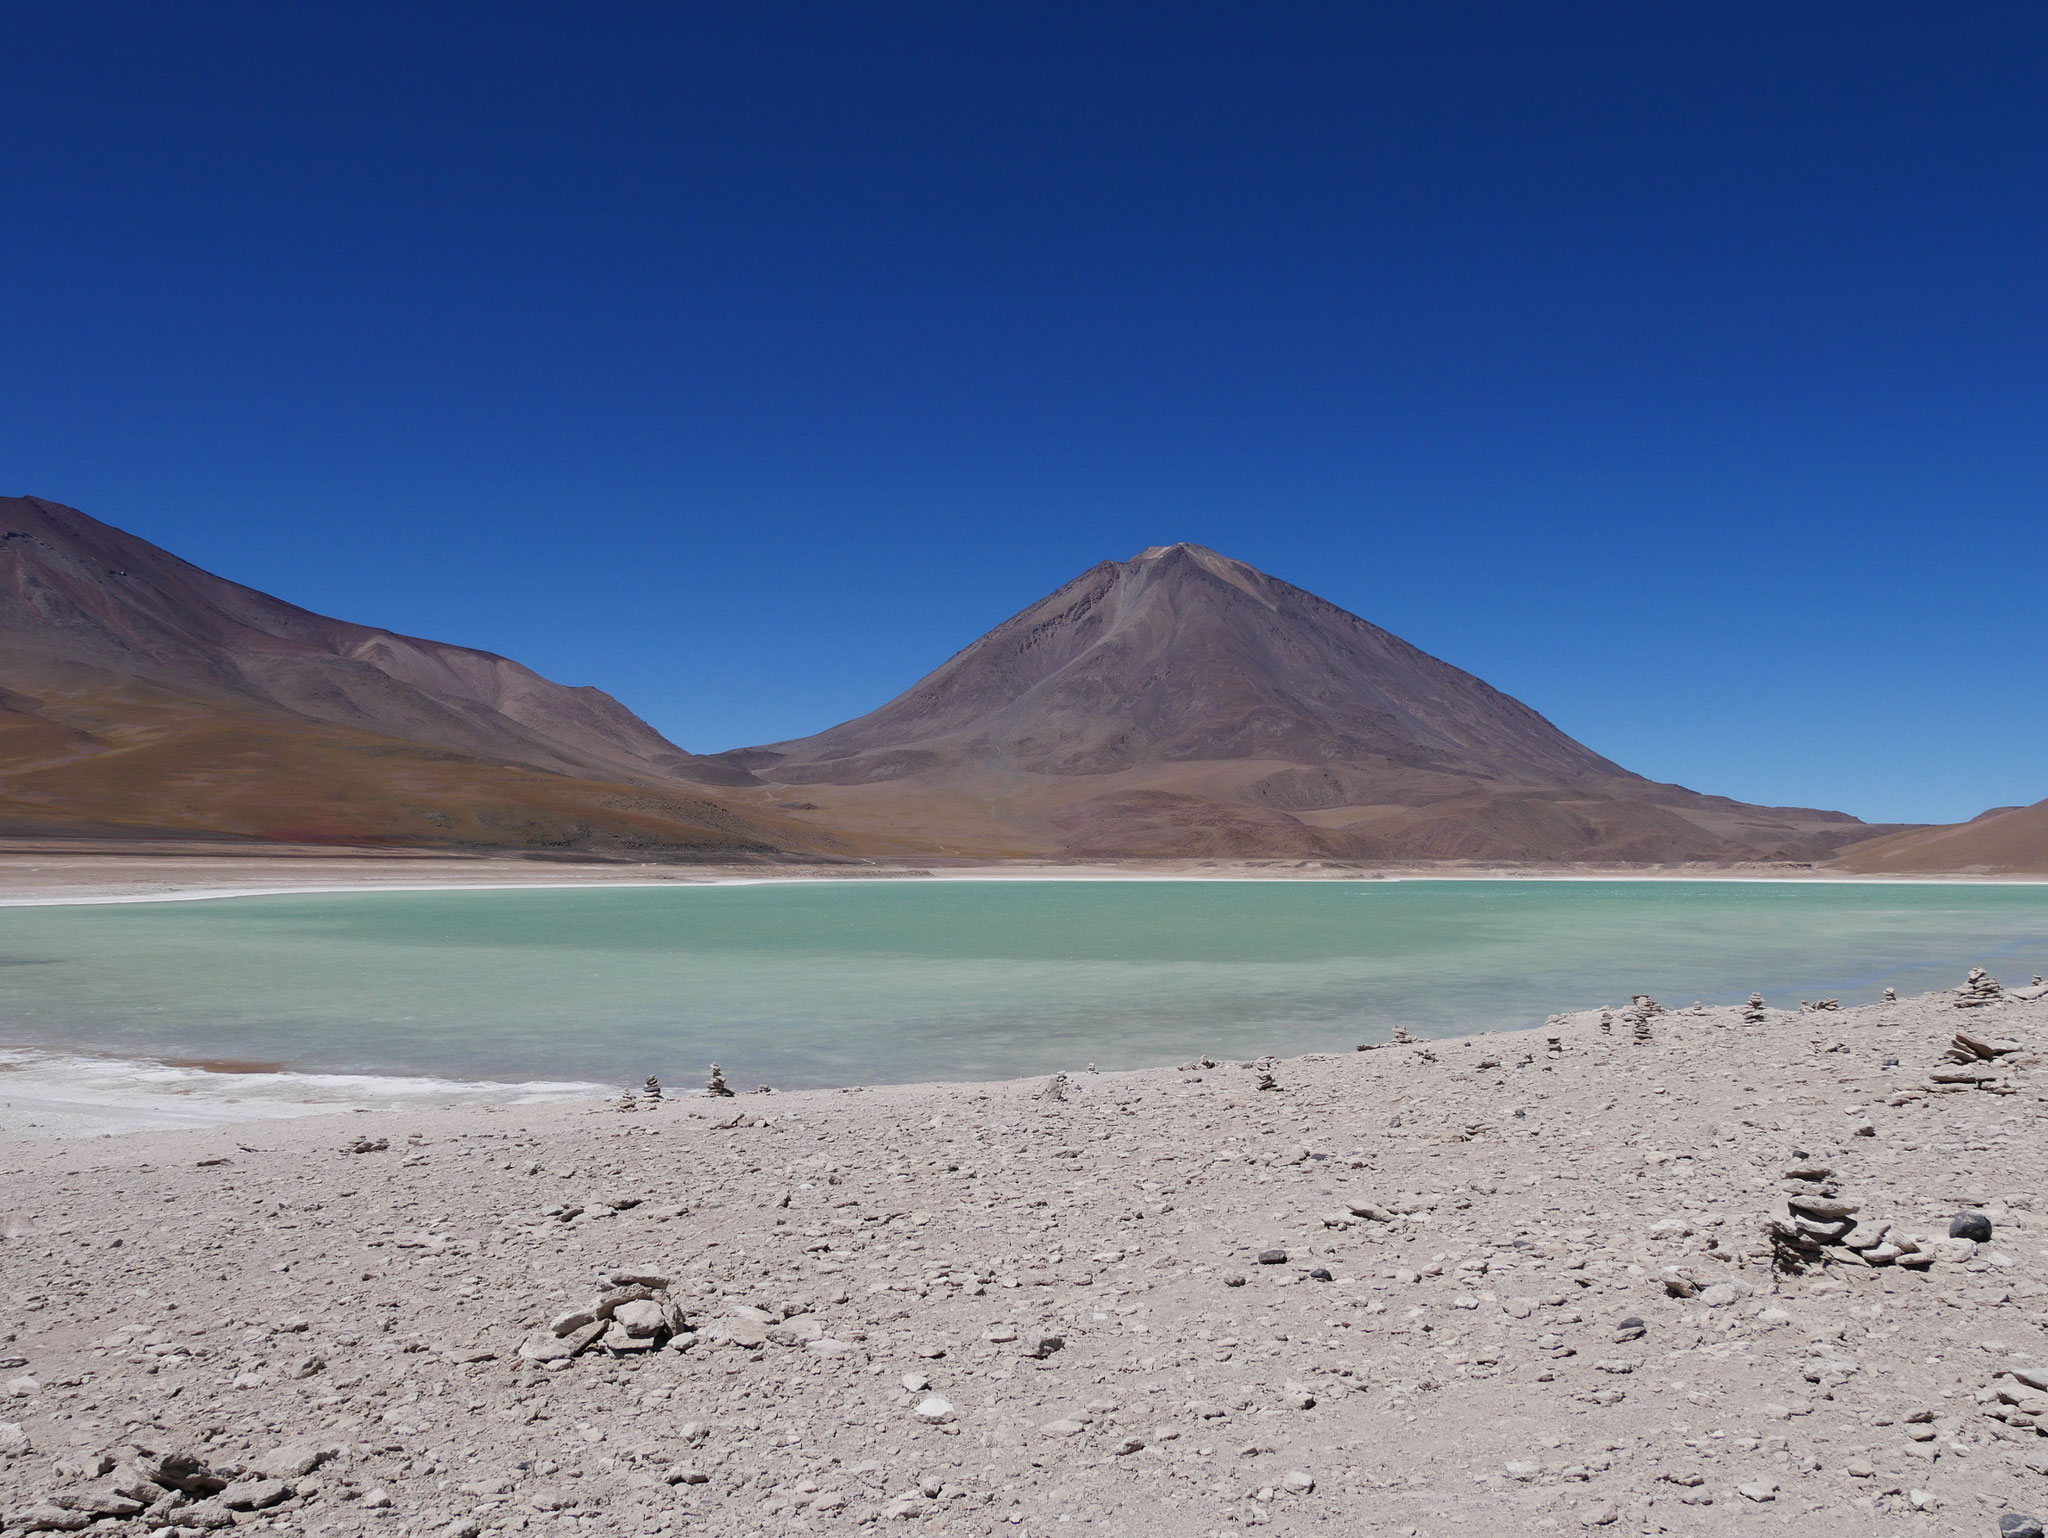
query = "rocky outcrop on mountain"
xmin=705 ymin=544 xmax=1897 ymax=863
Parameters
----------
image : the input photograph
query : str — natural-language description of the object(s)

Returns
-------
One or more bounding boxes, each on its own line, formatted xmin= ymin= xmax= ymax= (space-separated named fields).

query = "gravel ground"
xmin=2 ymin=976 xmax=2046 ymax=1537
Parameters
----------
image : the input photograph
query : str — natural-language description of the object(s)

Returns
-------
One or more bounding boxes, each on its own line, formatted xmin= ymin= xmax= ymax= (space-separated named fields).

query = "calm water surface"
xmin=3 ymin=880 xmax=2045 ymax=1094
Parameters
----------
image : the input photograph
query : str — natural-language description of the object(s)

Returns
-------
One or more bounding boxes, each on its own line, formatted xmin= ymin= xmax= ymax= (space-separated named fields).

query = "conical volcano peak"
xmin=1126 ymin=542 xmax=1276 ymax=606
xmin=712 ymin=543 xmax=1880 ymax=862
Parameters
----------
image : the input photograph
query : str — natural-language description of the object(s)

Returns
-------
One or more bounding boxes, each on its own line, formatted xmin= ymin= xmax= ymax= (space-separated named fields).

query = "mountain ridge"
xmin=0 ymin=496 xmax=838 ymax=856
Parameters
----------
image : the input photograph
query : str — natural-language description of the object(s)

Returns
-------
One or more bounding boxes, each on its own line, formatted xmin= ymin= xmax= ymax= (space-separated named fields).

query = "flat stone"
xmin=8 ymin=1504 xmax=91 ymax=1533
xmin=220 ymin=1478 xmax=292 ymax=1512
xmin=252 ymin=1441 xmax=332 ymax=1479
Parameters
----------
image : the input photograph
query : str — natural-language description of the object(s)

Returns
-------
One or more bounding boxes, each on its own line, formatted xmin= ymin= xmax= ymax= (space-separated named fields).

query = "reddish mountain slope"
xmin=0 ymin=497 xmax=834 ymax=856
xmin=1832 ymin=799 xmax=2048 ymax=874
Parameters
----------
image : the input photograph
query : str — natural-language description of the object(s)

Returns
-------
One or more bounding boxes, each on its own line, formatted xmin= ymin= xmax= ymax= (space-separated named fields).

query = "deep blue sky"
xmin=4 ymin=4 xmax=2042 ymax=825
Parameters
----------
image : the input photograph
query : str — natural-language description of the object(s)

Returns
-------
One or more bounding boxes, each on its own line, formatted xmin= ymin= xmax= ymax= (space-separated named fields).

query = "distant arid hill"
xmin=1832 ymin=798 xmax=2048 ymax=875
xmin=0 ymin=495 xmax=839 ymax=856
xmin=694 ymin=542 xmax=1903 ymax=862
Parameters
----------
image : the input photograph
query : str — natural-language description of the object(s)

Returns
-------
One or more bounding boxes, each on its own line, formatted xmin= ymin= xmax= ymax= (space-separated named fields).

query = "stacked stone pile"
xmin=704 ymin=1063 xmax=733 ymax=1098
xmin=1741 ymin=991 xmax=1767 ymax=1026
xmin=519 ymin=1270 xmax=691 ymax=1364
xmin=1956 ymin=966 xmax=2005 ymax=1007
xmin=1766 ymin=1159 xmax=2001 ymax=1275
xmin=1980 ymin=1365 xmax=2048 ymax=1439
xmin=2 ymin=1438 xmax=335 ymax=1533
xmin=1623 ymin=995 xmax=1662 ymax=1044
xmin=1929 ymin=1028 xmax=2026 ymax=1095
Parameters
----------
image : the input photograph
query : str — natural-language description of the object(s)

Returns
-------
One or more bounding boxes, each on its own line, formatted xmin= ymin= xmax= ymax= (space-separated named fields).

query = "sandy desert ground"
xmin=2 ymin=973 xmax=2046 ymax=1537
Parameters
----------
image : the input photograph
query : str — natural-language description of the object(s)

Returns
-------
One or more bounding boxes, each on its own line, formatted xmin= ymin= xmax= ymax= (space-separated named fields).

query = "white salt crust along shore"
xmin=3 ymin=847 xmax=2046 ymax=909
xmin=2 ymin=980 xmax=2046 ymax=1535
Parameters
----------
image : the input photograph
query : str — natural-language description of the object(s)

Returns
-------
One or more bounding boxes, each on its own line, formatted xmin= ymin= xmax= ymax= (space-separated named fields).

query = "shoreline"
xmin=0 ymin=978 xmax=2042 ymax=1533
xmin=6 ymin=862 xmax=2047 ymax=910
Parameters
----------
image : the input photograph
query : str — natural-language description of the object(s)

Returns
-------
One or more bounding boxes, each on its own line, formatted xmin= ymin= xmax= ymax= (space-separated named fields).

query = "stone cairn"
xmin=705 ymin=1062 xmax=734 ymax=1098
xmin=615 ymin=1087 xmax=638 ymax=1113
xmin=1253 ymin=1055 xmax=1280 ymax=1091
xmin=1956 ymin=966 xmax=2004 ymax=1007
xmin=1597 ymin=1008 xmax=1613 ymax=1036
xmin=1929 ymin=1027 xmax=2023 ymax=1095
xmin=1039 ymin=1072 xmax=1073 ymax=1102
xmin=1624 ymin=995 xmax=1663 ymax=1045
xmin=520 ymin=1269 xmax=689 ymax=1368
xmin=643 ymin=1075 xmax=662 ymax=1104
xmin=1882 ymin=986 xmax=1897 ymax=1003
xmin=1741 ymin=992 xmax=1767 ymax=1026
xmin=1766 ymin=1158 xmax=1918 ymax=1273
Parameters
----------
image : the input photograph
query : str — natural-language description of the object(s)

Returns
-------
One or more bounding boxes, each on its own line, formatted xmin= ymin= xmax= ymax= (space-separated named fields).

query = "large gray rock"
xmin=251 ymin=1441 xmax=333 ymax=1479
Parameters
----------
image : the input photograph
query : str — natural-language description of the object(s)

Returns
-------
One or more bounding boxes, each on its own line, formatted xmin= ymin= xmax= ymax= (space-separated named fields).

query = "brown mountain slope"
xmin=702 ymin=543 xmax=1896 ymax=862
xmin=0 ymin=497 xmax=839 ymax=856
xmin=1 ymin=496 xmax=694 ymax=781
xmin=1831 ymin=798 xmax=2048 ymax=875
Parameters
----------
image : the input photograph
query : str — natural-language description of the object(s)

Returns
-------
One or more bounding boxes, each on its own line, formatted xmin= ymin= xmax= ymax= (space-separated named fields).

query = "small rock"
xmin=1257 ymin=1249 xmax=1287 ymax=1265
xmin=1998 ymin=1517 xmax=2045 ymax=1538
xmin=914 ymin=1396 xmax=955 ymax=1424
xmin=1021 ymin=1333 xmax=1065 ymax=1359
xmin=1736 ymin=1481 xmax=1778 ymax=1502
xmin=1949 ymin=1211 xmax=1993 ymax=1243
xmin=1041 ymin=1419 xmax=1085 ymax=1437
xmin=1281 ymin=1470 xmax=1315 ymax=1493
xmin=611 ymin=1299 xmax=667 ymax=1337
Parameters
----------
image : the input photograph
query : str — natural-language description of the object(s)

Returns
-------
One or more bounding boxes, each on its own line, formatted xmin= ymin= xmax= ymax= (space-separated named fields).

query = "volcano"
xmin=702 ymin=543 xmax=1896 ymax=862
